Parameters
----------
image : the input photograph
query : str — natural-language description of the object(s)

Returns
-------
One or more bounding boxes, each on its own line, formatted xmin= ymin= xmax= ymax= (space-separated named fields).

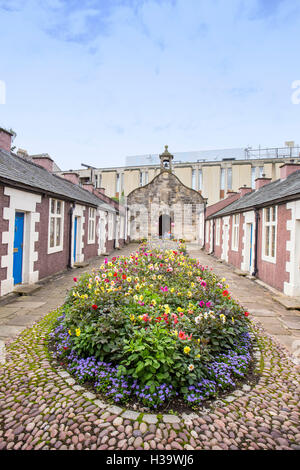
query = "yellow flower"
xmin=170 ymin=287 xmax=175 ymax=293
xmin=151 ymin=299 xmax=157 ymax=306
xmin=127 ymin=277 xmax=132 ymax=282
xmin=184 ymin=346 xmax=191 ymax=354
xmin=68 ymin=329 xmax=72 ymax=335
xmin=232 ymin=317 xmax=235 ymax=324
xmin=108 ymin=272 xmax=113 ymax=277
xmin=191 ymin=282 xmax=195 ymax=288
xmin=158 ymin=275 xmax=162 ymax=280
xmin=75 ymin=328 xmax=81 ymax=337
xmin=177 ymin=307 xmax=183 ymax=312
xmin=173 ymin=330 xmax=178 ymax=337
xmin=196 ymin=354 xmax=201 ymax=359
xmin=221 ymin=278 xmax=226 ymax=283
xmin=139 ymin=295 xmax=144 ymax=301
xmin=130 ymin=314 xmax=135 ymax=322
xmin=87 ymin=284 xmax=92 ymax=289
xmin=187 ymin=291 xmax=192 ymax=298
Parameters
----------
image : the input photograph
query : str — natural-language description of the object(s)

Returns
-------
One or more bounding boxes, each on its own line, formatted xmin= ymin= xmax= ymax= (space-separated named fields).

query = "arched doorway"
xmin=159 ymin=214 xmax=171 ymax=238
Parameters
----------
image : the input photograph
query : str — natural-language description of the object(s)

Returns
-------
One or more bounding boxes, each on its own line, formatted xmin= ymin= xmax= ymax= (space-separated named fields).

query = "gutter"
xmin=252 ymin=208 xmax=260 ymax=277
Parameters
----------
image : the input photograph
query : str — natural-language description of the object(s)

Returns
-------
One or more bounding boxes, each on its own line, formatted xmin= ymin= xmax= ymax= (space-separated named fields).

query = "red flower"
xmin=244 ymin=311 xmax=249 ymax=317
xmin=222 ymin=290 xmax=229 ymax=297
xmin=122 ymin=274 xmax=127 ymax=280
xmin=92 ymin=304 xmax=98 ymax=310
xmin=113 ymin=272 xmax=118 ymax=277
xmin=73 ymin=277 xmax=78 ymax=282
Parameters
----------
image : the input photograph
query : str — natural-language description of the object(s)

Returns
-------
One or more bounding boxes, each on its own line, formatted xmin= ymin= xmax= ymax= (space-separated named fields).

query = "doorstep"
xmin=13 ymin=284 xmax=42 ymax=296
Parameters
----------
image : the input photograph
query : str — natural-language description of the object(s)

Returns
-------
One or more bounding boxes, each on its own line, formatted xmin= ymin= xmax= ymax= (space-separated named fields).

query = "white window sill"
xmin=48 ymin=245 xmax=63 ymax=255
xmin=261 ymin=254 xmax=276 ymax=264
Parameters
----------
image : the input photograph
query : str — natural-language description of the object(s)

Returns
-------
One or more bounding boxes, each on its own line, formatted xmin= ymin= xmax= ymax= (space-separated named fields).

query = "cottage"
xmin=0 ymin=127 xmax=124 ymax=297
xmin=205 ymin=162 xmax=300 ymax=297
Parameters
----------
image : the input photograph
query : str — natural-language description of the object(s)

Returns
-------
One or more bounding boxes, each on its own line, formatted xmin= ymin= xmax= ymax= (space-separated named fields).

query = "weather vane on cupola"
xmin=159 ymin=145 xmax=174 ymax=172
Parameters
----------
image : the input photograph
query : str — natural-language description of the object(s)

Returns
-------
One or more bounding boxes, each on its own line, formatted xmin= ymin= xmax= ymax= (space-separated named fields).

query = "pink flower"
xmin=73 ymin=277 xmax=78 ymax=282
xmin=206 ymin=302 xmax=211 ymax=308
xmin=199 ymin=301 xmax=205 ymax=307
xmin=201 ymin=281 xmax=207 ymax=287
xmin=104 ymin=258 xmax=108 ymax=264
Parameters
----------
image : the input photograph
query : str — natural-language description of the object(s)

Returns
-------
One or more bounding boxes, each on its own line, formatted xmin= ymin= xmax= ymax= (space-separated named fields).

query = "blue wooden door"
xmin=73 ymin=217 xmax=78 ymax=262
xmin=13 ymin=212 xmax=24 ymax=285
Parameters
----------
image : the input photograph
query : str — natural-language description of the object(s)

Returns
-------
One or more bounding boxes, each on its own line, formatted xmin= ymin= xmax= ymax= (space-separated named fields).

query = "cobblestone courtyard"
xmin=0 ymin=243 xmax=299 ymax=450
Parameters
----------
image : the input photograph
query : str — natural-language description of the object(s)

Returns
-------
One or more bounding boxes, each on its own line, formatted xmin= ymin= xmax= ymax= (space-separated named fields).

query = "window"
xmin=198 ymin=169 xmax=203 ymax=191
xmin=262 ymin=206 xmax=277 ymax=262
xmin=116 ymin=173 xmax=120 ymax=194
xmin=227 ymin=168 xmax=232 ymax=190
xmin=216 ymin=218 xmax=221 ymax=246
xmin=48 ymin=198 xmax=64 ymax=253
xmin=192 ymin=169 xmax=196 ymax=189
xmin=232 ymin=214 xmax=240 ymax=251
xmin=95 ymin=174 xmax=102 ymax=188
xmin=140 ymin=171 xmax=148 ymax=186
xmin=120 ymin=173 xmax=124 ymax=194
xmin=220 ymin=168 xmax=225 ymax=190
xmin=108 ymin=213 xmax=114 ymax=240
xmin=251 ymin=167 xmax=256 ymax=189
xmin=88 ymin=207 xmax=96 ymax=243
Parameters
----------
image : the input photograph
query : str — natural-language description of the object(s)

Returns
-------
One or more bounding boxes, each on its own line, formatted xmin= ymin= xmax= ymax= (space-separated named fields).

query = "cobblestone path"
xmin=0 ymin=243 xmax=299 ymax=450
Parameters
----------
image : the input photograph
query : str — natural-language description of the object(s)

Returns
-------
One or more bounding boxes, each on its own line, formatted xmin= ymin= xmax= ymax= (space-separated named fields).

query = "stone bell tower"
xmin=159 ymin=145 xmax=174 ymax=172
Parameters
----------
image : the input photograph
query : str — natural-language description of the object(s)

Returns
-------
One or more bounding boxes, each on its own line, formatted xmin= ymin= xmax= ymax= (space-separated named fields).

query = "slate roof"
xmin=208 ymin=169 xmax=300 ymax=218
xmin=0 ymin=149 xmax=115 ymax=212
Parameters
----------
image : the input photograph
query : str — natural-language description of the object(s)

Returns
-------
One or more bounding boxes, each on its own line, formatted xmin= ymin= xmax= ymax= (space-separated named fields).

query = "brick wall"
xmin=227 ymin=214 xmax=245 ymax=269
xmin=34 ymin=197 xmax=71 ymax=280
xmin=257 ymin=204 xmax=291 ymax=292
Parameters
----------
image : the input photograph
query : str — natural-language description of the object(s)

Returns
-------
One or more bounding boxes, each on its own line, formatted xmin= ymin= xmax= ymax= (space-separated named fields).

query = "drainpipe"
xmin=211 ymin=218 xmax=215 ymax=255
xmin=68 ymin=203 xmax=75 ymax=269
xmin=252 ymin=208 xmax=260 ymax=277
xmin=202 ymin=201 xmax=207 ymax=249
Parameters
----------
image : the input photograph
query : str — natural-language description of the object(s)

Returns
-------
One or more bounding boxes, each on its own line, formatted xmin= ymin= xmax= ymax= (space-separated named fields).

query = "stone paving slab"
xmin=281 ymin=316 xmax=300 ymax=330
xmin=0 ymin=243 xmax=299 ymax=451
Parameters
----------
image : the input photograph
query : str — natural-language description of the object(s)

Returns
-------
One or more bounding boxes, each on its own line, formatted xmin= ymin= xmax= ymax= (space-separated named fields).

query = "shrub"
xmin=48 ymin=244 xmax=253 ymax=409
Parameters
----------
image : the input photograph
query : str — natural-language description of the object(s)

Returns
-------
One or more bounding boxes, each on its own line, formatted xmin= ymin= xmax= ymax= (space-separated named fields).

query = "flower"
xmin=222 ymin=290 xmax=229 ymax=297
xmin=184 ymin=346 xmax=191 ymax=354
xmin=188 ymin=364 xmax=194 ymax=371
xmin=244 ymin=311 xmax=249 ymax=317
xmin=92 ymin=304 xmax=98 ymax=310
xmin=73 ymin=277 xmax=78 ymax=282
xmin=75 ymin=328 xmax=81 ymax=337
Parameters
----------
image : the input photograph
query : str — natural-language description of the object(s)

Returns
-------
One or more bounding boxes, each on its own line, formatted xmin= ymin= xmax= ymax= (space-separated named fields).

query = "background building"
xmin=57 ymin=143 xmax=300 ymax=206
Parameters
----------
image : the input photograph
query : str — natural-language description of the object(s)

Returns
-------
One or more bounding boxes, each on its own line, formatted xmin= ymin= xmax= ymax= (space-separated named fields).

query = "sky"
xmin=1 ymin=0 xmax=300 ymax=170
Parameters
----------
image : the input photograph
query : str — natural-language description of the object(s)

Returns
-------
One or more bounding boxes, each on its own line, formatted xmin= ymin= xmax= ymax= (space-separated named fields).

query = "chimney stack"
xmin=62 ymin=172 xmax=80 ymax=185
xmin=0 ymin=127 xmax=14 ymax=152
xmin=83 ymin=183 xmax=95 ymax=193
xmin=239 ymin=185 xmax=253 ymax=196
xmin=255 ymin=174 xmax=272 ymax=190
xmin=280 ymin=161 xmax=300 ymax=179
xmin=31 ymin=154 xmax=54 ymax=172
xmin=17 ymin=148 xmax=29 ymax=159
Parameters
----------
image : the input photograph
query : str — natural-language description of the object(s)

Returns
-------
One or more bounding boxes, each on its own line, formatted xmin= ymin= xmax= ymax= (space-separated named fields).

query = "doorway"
xmin=13 ymin=212 xmax=24 ymax=285
xmin=159 ymin=214 xmax=171 ymax=238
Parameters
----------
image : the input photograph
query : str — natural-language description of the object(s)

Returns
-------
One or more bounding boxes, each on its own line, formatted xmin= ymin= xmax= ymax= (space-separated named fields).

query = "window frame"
xmin=87 ymin=207 xmax=96 ymax=244
xmin=215 ymin=218 xmax=221 ymax=246
xmin=48 ymin=198 xmax=64 ymax=254
xmin=231 ymin=213 xmax=240 ymax=251
xmin=262 ymin=206 xmax=277 ymax=263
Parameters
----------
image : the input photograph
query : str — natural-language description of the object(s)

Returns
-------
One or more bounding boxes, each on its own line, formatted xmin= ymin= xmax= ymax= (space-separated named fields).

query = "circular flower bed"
xmin=48 ymin=243 xmax=254 ymax=411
